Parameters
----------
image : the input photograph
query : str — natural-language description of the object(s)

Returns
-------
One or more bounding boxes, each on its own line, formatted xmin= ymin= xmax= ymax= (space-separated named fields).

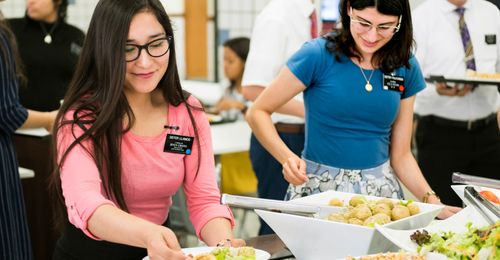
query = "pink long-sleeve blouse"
xmin=57 ymin=96 xmax=233 ymax=239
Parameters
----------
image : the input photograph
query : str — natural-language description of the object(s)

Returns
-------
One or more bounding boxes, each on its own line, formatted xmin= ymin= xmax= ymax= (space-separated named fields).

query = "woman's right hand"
xmin=146 ymin=226 xmax=190 ymax=260
xmin=282 ymin=156 xmax=308 ymax=185
xmin=435 ymin=82 xmax=472 ymax=97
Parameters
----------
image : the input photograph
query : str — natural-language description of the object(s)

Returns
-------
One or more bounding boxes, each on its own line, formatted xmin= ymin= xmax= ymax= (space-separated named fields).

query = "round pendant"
xmin=44 ymin=35 xmax=52 ymax=44
xmin=365 ymin=83 xmax=373 ymax=92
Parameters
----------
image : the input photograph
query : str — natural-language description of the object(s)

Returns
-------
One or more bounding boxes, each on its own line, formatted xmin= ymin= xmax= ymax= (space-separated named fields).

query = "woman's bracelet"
xmin=422 ymin=190 xmax=440 ymax=203
xmin=241 ymin=105 xmax=248 ymax=114
xmin=216 ymin=239 xmax=232 ymax=247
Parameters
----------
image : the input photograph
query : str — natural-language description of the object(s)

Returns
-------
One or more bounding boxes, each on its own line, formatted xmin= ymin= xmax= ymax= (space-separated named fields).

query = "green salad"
xmin=410 ymin=221 xmax=499 ymax=260
xmin=208 ymin=247 xmax=256 ymax=260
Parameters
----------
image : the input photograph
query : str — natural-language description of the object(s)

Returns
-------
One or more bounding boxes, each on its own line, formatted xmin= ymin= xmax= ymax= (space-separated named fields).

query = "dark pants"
xmin=53 ymin=222 xmax=147 ymax=260
xmin=249 ymin=132 xmax=304 ymax=235
xmin=415 ymin=114 xmax=500 ymax=207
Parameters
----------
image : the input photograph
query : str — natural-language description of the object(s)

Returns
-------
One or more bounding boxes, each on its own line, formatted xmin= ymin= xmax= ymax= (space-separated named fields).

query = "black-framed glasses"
xmin=125 ymin=36 xmax=172 ymax=62
xmin=349 ymin=7 xmax=402 ymax=37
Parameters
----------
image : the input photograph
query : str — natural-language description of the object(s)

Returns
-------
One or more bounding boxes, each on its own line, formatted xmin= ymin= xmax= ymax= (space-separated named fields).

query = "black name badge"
xmin=164 ymin=134 xmax=194 ymax=155
xmin=383 ymin=74 xmax=405 ymax=92
xmin=485 ymin=34 xmax=496 ymax=45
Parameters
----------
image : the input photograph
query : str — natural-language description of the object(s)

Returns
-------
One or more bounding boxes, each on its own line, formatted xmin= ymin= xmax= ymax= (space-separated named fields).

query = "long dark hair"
xmin=55 ymin=0 xmax=68 ymax=21
xmin=223 ymin=37 xmax=249 ymax=91
xmin=326 ymin=0 xmax=413 ymax=72
xmin=51 ymin=0 xmax=200 ymax=230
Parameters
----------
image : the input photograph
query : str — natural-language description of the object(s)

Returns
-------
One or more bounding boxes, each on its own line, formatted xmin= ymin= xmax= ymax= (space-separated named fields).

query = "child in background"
xmin=217 ymin=37 xmax=257 ymax=197
xmin=212 ymin=37 xmax=250 ymax=121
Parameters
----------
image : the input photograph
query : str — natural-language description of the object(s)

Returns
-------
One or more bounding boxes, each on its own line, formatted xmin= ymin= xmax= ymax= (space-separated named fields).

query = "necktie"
xmin=455 ymin=7 xmax=476 ymax=71
xmin=310 ymin=9 xmax=318 ymax=39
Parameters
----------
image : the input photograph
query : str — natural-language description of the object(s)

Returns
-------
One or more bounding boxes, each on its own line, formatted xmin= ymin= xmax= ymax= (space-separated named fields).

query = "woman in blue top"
xmin=246 ymin=0 xmax=460 ymax=219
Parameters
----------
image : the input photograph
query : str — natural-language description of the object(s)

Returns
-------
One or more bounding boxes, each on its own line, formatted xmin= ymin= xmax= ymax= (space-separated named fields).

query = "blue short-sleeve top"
xmin=287 ymin=37 xmax=425 ymax=169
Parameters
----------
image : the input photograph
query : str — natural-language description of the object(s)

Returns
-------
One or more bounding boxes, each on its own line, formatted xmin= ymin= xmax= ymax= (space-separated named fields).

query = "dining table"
xmin=210 ymin=120 xmax=251 ymax=155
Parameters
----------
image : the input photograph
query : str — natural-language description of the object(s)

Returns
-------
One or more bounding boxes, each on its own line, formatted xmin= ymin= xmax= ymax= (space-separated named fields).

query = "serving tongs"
xmin=452 ymin=172 xmax=500 ymax=189
xmin=221 ymin=193 xmax=343 ymax=218
xmin=463 ymin=186 xmax=500 ymax=225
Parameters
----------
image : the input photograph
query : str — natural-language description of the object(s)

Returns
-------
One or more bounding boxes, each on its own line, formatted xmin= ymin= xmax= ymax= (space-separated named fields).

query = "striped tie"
xmin=455 ymin=7 xmax=476 ymax=71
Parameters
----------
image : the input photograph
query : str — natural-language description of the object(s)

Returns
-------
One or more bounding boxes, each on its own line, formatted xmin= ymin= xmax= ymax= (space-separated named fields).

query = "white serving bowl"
xmin=375 ymin=206 xmax=489 ymax=252
xmin=255 ymin=190 xmax=443 ymax=260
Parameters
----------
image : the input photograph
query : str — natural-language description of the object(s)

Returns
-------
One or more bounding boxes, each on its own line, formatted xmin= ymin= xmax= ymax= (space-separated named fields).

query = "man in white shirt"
xmin=412 ymin=0 xmax=500 ymax=206
xmin=242 ymin=0 xmax=318 ymax=235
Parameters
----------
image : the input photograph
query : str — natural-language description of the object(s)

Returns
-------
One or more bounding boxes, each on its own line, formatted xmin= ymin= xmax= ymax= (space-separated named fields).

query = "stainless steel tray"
xmin=452 ymin=172 xmax=500 ymax=189
xmin=425 ymin=75 xmax=500 ymax=86
xmin=221 ymin=193 xmax=343 ymax=218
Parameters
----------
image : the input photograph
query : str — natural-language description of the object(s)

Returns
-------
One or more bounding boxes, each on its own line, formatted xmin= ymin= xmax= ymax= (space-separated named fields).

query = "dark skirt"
xmin=53 ymin=221 xmax=147 ymax=260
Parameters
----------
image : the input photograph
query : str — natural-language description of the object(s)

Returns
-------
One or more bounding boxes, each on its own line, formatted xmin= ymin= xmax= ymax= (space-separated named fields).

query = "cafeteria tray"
xmin=425 ymin=75 xmax=500 ymax=86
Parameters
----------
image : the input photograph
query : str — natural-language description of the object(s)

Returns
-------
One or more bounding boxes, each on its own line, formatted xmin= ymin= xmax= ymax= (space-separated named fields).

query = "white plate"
xmin=207 ymin=114 xmax=223 ymax=123
xmin=183 ymin=247 xmax=269 ymax=259
xmin=143 ymin=247 xmax=270 ymax=260
xmin=375 ymin=206 xmax=489 ymax=252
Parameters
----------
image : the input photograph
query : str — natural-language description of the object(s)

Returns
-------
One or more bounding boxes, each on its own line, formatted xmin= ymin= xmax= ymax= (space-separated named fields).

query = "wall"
xmin=0 ymin=0 xmax=425 ymax=82
xmin=0 ymin=0 xmax=187 ymax=78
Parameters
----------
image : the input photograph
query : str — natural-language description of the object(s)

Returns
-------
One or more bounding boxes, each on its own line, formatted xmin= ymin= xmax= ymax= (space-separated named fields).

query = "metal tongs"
xmin=463 ymin=186 xmax=500 ymax=225
xmin=220 ymin=193 xmax=343 ymax=218
xmin=452 ymin=172 xmax=500 ymax=189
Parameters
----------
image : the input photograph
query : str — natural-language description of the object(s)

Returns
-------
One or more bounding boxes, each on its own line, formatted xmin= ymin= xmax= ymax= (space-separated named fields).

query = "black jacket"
xmin=8 ymin=16 xmax=85 ymax=111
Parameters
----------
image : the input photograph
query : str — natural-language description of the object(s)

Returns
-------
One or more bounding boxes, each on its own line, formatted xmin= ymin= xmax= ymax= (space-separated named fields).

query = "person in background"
xmin=214 ymin=37 xmax=258 ymax=199
xmin=412 ymin=0 xmax=500 ymax=207
xmin=8 ymin=0 xmax=84 ymax=111
xmin=50 ymin=0 xmax=244 ymax=259
xmin=246 ymin=0 xmax=461 ymax=220
xmin=212 ymin=37 xmax=250 ymax=121
xmin=0 ymin=3 xmax=56 ymax=259
xmin=241 ymin=0 xmax=318 ymax=235
xmin=8 ymin=2 xmax=79 ymax=258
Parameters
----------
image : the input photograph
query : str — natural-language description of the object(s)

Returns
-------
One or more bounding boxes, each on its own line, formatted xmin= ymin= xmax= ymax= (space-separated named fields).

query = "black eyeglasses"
xmin=125 ymin=36 xmax=172 ymax=62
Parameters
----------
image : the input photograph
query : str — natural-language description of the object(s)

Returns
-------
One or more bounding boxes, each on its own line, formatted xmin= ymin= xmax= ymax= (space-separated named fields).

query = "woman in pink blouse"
xmin=50 ymin=0 xmax=243 ymax=259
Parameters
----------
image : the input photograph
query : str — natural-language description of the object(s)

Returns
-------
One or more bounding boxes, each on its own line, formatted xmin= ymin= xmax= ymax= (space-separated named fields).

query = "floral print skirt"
xmin=284 ymin=158 xmax=404 ymax=201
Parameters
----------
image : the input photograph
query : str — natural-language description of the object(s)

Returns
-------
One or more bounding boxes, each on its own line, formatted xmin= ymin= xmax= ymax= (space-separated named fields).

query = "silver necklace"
xmin=40 ymin=22 xmax=58 ymax=44
xmin=357 ymin=64 xmax=375 ymax=92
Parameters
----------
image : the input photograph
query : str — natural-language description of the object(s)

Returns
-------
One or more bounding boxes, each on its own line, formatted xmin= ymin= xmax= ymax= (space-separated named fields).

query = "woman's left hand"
xmin=436 ymin=203 xmax=462 ymax=219
xmin=424 ymin=194 xmax=461 ymax=219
